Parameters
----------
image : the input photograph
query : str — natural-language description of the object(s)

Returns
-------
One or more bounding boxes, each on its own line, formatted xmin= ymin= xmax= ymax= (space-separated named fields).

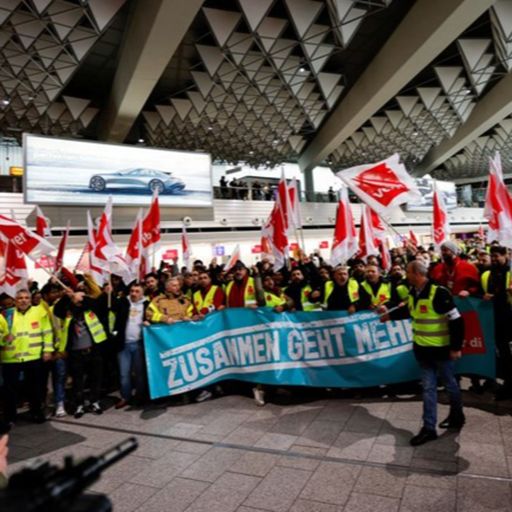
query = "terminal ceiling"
xmin=1 ymin=0 xmax=512 ymax=181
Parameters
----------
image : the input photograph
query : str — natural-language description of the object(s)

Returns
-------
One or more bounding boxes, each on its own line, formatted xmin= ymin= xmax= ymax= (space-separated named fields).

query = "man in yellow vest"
xmin=53 ymin=289 xmax=108 ymax=419
xmin=262 ymin=274 xmax=291 ymax=312
xmin=285 ymin=268 xmax=322 ymax=311
xmin=225 ymin=261 xmax=265 ymax=309
xmin=481 ymin=245 xmax=512 ymax=400
xmin=313 ymin=265 xmax=361 ymax=313
xmin=193 ymin=270 xmax=226 ymax=318
xmin=360 ymin=264 xmax=392 ymax=309
xmin=1 ymin=288 xmax=53 ymax=424
xmin=382 ymin=260 xmax=465 ymax=446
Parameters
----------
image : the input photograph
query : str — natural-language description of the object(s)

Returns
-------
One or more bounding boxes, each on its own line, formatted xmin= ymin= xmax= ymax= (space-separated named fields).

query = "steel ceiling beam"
xmin=98 ymin=0 xmax=204 ymax=143
xmin=298 ymin=0 xmax=495 ymax=173
xmin=415 ymin=72 xmax=512 ymax=175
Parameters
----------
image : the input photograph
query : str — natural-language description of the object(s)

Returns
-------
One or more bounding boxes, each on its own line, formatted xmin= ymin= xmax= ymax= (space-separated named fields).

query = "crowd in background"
xmin=0 ymin=233 xmax=510 ymax=426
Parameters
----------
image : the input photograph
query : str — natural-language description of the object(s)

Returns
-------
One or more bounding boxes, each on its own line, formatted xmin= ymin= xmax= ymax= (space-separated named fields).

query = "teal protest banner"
xmin=143 ymin=298 xmax=495 ymax=399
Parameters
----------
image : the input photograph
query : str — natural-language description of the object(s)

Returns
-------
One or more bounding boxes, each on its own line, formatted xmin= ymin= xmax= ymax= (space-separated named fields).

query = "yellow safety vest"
xmin=300 ymin=285 xmax=322 ymax=311
xmin=481 ymin=270 xmax=512 ymax=304
xmin=0 ymin=305 xmax=53 ymax=363
xmin=264 ymin=290 xmax=287 ymax=308
xmin=408 ymin=284 xmax=450 ymax=348
xmin=55 ymin=309 xmax=108 ymax=352
xmin=395 ymin=282 xmax=410 ymax=301
xmin=361 ymin=281 xmax=391 ymax=307
xmin=226 ymin=277 xmax=257 ymax=307
xmin=193 ymin=285 xmax=219 ymax=313
xmin=322 ymin=279 xmax=359 ymax=308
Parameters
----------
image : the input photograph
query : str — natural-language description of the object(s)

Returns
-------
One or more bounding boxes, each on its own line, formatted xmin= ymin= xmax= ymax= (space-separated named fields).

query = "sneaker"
xmin=439 ymin=412 xmax=465 ymax=430
xmin=88 ymin=401 xmax=103 ymax=415
xmin=55 ymin=402 xmax=66 ymax=418
xmin=410 ymin=427 xmax=437 ymax=446
xmin=74 ymin=405 xmax=85 ymax=419
xmin=195 ymin=390 xmax=212 ymax=403
xmin=252 ymin=387 xmax=265 ymax=406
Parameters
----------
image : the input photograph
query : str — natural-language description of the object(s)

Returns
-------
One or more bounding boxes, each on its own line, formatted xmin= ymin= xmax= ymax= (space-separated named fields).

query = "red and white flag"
xmin=478 ymin=224 xmax=485 ymax=240
xmin=433 ymin=183 xmax=450 ymax=247
xmin=368 ymin=209 xmax=391 ymax=270
xmin=484 ymin=152 xmax=512 ymax=247
xmin=0 ymin=214 xmax=55 ymax=259
xmin=358 ymin=206 xmax=379 ymax=260
xmin=337 ymin=154 xmax=421 ymax=217
xmin=92 ymin=198 xmax=131 ymax=282
xmin=83 ymin=210 xmax=106 ymax=284
xmin=0 ymin=241 xmax=28 ymax=298
xmin=182 ymin=226 xmax=191 ymax=270
xmin=35 ymin=206 xmax=52 ymax=238
xmin=224 ymin=244 xmax=241 ymax=272
xmin=125 ymin=209 xmax=144 ymax=282
xmin=142 ymin=190 xmax=160 ymax=250
xmin=261 ymin=188 xmax=289 ymax=269
xmin=54 ymin=221 xmax=70 ymax=273
xmin=330 ymin=187 xmax=357 ymax=266
xmin=287 ymin=176 xmax=302 ymax=232
xmin=409 ymin=229 xmax=419 ymax=247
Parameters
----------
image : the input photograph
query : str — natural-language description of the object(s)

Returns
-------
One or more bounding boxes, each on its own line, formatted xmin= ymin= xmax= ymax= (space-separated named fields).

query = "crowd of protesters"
xmin=0 ymin=234 xmax=510 ymax=433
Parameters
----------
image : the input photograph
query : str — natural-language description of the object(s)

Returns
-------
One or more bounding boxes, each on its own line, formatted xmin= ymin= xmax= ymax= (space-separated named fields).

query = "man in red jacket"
xmin=430 ymin=241 xmax=480 ymax=297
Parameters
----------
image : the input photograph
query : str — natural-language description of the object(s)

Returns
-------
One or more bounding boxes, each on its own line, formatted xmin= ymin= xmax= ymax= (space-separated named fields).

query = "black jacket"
xmin=111 ymin=297 xmax=150 ymax=352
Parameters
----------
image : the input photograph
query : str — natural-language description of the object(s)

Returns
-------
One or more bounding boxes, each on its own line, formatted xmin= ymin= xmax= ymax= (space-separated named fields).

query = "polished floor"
xmin=6 ymin=384 xmax=512 ymax=512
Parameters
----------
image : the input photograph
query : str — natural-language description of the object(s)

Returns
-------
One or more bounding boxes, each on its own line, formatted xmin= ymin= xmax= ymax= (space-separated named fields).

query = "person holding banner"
xmin=193 ymin=271 xmax=225 ymax=318
xmin=225 ymin=262 xmax=265 ymax=309
xmin=382 ymin=260 xmax=465 ymax=446
xmin=315 ymin=266 xmax=361 ymax=313
xmin=146 ymin=277 xmax=194 ymax=324
xmin=359 ymin=264 xmax=392 ymax=310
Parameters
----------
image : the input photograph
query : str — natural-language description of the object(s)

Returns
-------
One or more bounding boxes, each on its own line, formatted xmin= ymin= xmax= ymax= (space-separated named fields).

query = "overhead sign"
xmin=24 ymin=134 xmax=212 ymax=208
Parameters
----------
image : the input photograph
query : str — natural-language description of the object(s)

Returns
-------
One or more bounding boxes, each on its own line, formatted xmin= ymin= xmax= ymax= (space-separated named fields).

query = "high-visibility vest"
xmin=147 ymin=295 xmax=193 ymax=322
xmin=322 ymin=279 xmax=359 ymax=308
xmin=395 ymin=282 xmax=410 ymax=301
xmin=226 ymin=277 xmax=257 ymax=307
xmin=300 ymin=285 xmax=322 ymax=311
xmin=361 ymin=281 xmax=391 ymax=307
xmin=0 ymin=305 xmax=53 ymax=363
xmin=481 ymin=270 xmax=512 ymax=304
xmin=193 ymin=285 xmax=219 ymax=313
xmin=408 ymin=284 xmax=450 ymax=348
xmin=264 ymin=290 xmax=286 ymax=308
xmin=55 ymin=309 xmax=108 ymax=352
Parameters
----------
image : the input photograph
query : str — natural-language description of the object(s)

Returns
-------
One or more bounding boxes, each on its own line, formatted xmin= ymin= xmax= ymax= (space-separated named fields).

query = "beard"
xmin=442 ymin=254 xmax=453 ymax=264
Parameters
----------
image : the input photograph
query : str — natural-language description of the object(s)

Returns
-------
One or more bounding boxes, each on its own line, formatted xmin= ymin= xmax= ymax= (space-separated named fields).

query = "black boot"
xmin=439 ymin=411 xmax=465 ymax=429
xmin=410 ymin=427 xmax=437 ymax=446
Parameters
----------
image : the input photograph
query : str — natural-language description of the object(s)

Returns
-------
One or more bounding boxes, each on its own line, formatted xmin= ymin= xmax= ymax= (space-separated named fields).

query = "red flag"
xmin=35 ymin=206 xmax=52 ymax=238
xmin=0 ymin=214 xmax=55 ymax=259
xmin=125 ymin=209 xmax=144 ymax=282
xmin=142 ymin=190 xmax=160 ymax=250
xmin=337 ymin=154 xmax=421 ymax=216
xmin=409 ymin=229 xmax=419 ymax=247
xmin=54 ymin=221 xmax=70 ymax=273
xmin=287 ymin=176 xmax=302 ymax=232
xmin=0 ymin=241 xmax=28 ymax=298
xmin=224 ymin=244 xmax=241 ymax=272
xmin=368 ymin=208 xmax=390 ymax=270
xmin=433 ymin=183 xmax=450 ymax=247
xmin=330 ymin=187 xmax=357 ymax=266
xmin=182 ymin=226 xmax=191 ymax=269
xmin=358 ymin=206 xmax=379 ymax=260
xmin=478 ymin=224 xmax=485 ymax=240
xmin=484 ymin=153 xmax=512 ymax=246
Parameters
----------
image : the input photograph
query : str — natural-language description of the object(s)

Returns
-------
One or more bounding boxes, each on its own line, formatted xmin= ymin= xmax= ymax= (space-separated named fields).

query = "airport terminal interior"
xmin=2 ymin=0 xmax=512 ymax=510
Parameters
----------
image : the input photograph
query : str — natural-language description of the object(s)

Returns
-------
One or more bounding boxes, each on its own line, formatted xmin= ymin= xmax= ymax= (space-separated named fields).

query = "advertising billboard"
xmin=24 ymin=134 xmax=212 ymax=207
xmin=405 ymin=176 xmax=457 ymax=211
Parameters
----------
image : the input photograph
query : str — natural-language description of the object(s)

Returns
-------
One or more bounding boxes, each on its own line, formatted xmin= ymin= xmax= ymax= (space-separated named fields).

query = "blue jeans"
xmin=118 ymin=341 xmax=146 ymax=401
xmin=420 ymin=359 xmax=462 ymax=432
xmin=52 ymin=358 xmax=67 ymax=404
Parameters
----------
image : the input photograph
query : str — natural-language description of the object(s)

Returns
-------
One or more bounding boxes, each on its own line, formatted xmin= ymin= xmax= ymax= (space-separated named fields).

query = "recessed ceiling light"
xmin=137 ymin=138 xmax=145 ymax=143
xmin=299 ymin=67 xmax=306 ymax=73
xmin=1 ymin=98 xmax=11 ymax=106
xmin=249 ymin=150 xmax=254 ymax=155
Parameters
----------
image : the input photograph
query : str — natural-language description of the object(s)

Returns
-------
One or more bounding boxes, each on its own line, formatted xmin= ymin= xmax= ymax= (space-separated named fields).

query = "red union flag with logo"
xmin=336 ymin=154 xmax=420 ymax=216
xmin=0 ymin=214 xmax=55 ymax=259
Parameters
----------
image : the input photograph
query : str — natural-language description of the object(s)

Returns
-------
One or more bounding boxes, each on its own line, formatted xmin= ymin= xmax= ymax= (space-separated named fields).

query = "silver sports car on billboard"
xmin=89 ymin=168 xmax=186 ymax=194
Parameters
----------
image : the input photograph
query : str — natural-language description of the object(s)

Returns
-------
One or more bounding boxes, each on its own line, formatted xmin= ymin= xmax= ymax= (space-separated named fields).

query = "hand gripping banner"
xmin=144 ymin=298 xmax=495 ymax=399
